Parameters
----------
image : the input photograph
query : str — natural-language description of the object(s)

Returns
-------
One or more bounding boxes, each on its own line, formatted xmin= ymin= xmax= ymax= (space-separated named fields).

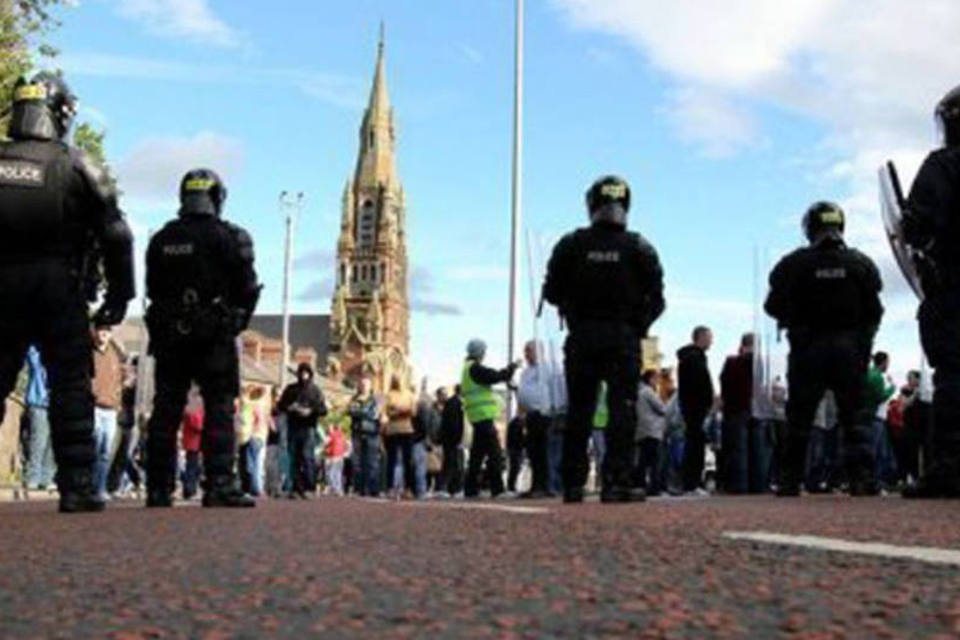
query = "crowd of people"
xmin=16 ymin=325 xmax=925 ymax=504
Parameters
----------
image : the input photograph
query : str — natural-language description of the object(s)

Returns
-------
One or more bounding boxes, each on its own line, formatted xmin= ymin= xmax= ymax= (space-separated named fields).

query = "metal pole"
xmin=279 ymin=191 xmax=294 ymax=389
xmin=507 ymin=0 xmax=524 ymax=419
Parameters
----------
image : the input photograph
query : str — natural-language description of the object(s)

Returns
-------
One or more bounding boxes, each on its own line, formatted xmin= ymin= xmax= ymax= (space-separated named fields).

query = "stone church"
xmin=328 ymin=31 xmax=411 ymax=391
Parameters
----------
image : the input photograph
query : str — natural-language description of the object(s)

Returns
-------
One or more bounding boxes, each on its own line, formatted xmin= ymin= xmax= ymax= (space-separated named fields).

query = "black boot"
xmin=58 ymin=470 xmax=105 ymax=514
xmin=601 ymin=485 xmax=646 ymax=503
xmin=146 ymin=490 xmax=174 ymax=508
xmin=563 ymin=486 xmax=585 ymax=504
xmin=203 ymin=476 xmax=256 ymax=508
xmin=146 ymin=468 xmax=176 ymax=508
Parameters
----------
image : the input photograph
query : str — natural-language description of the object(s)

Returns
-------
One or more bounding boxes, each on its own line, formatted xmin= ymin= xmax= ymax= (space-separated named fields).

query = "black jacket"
xmin=146 ymin=214 xmax=260 ymax=337
xmin=0 ymin=139 xmax=134 ymax=302
xmin=905 ymin=147 xmax=960 ymax=288
xmin=469 ymin=361 xmax=516 ymax=387
xmin=440 ymin=395 xmax=465 ymax=447
xmin=278 ymin=381 xmax=327 ymax=431
xmin=677 ymin=345 xmax=714 ymax=416
xmin=764 ymin=238 xmax=883 ymax=336
xmin=542 ymin=224 xmax=665 ymax=339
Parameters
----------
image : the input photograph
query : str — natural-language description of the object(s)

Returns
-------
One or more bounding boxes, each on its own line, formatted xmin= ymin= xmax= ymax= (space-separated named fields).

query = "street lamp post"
xmin=507 ymin=0 xmax=524 ymax=419
xmin=279 ymin=191 xmax=304 ymax=389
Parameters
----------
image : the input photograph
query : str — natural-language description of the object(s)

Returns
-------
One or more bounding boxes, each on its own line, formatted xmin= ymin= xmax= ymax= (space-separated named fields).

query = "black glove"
xmin=93 ymin=298 xmax=128 ymax=328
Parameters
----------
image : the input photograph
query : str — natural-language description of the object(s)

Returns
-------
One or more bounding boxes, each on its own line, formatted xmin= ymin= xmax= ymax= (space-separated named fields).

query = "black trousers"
xmin=781 ymin=331 xmax=871 ymax=490
xmin=563 ymin=337 xmax=640 ymax=492
xmin=680 ymin=406 xmax=709 ymax=491
xmin=0 ymin=262 xmax=95 ymax=493
xmin=633 ymin=436 xmax=662 ymax=494
xmin=464 ymin=420 xmax=505 ymax=497
xmin=288 ymin=427 xmax=317 ymax=494
xmin=507 ymin=447 xmax=524 ymax=492
xmin=525 ymin=411 xmax=550 ymax=493
xmin=384 ymin=433 xmax=415 ymax=492
xmin=919 ymin=293 xmax=960 ymax=483
xmin=146 ymin=338 xmax=239 ymax=494
xmin=440 ymin=443 xmax=464 ymax=495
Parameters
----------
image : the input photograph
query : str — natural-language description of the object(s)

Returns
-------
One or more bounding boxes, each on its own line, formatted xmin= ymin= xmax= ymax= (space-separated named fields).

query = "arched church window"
xmin=370 ymin=264 xmax=377 ymax=283
xmin=380 ymin=262 xmax=386 ymax=284
xmin=339 ymin=263 xmax=346 ymax=285
xmin=361 ymin=264 xmax=368 ymax=281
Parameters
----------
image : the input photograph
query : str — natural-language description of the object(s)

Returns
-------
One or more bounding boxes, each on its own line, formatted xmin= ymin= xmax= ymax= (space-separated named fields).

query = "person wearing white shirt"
xmin=518 ymin=341 xmax=553 ymax=497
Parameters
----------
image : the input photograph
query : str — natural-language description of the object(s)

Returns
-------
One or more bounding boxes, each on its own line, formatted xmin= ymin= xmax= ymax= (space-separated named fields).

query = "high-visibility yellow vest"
xmin=461 ymin=360 xmax=500 ymax=424
xmin=593 ymin=382 xmax=609 ymax=429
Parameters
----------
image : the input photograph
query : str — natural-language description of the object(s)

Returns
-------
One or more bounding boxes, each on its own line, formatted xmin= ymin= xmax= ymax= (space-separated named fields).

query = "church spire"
xmin=356 ymin=25 xmax=397 ymax=191
xmin=369 ymin=21 xmax=390 ymax=121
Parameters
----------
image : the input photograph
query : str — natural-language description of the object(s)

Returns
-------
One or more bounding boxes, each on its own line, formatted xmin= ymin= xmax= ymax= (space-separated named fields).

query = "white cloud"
xmin=553 ymin=0 xmax=831 ymax=90
xmin=116 ymin=131 xmax=245 ymax=210
xmin=61 ymin=51 xmax=364 ymax=109
xmin=663 ymin=87 xmax=759 ymax=158
xmin=114 ymin=0 xmax=242 ymax=48
xmin=552 ymin=0 xmax=959 ymax=368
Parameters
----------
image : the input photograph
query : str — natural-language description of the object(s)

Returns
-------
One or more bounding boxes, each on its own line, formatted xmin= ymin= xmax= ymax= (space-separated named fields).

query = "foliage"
xmin=0 ymin=0 xmax=65 ymax=135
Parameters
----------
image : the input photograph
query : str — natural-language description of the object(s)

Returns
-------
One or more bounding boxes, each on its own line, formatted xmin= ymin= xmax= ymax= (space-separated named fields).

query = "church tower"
xmin=329 ymin=27 xmax=410 ymax=390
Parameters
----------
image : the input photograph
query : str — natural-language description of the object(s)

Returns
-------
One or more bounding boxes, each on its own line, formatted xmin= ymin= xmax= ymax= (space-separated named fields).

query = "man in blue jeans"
xmin=348 ymin=378 xmax=382 ymax=497
xmin=91 ymin=328 xmax=123 ymax=501
xmin=24 ymin=346 xmax=55 ymax=491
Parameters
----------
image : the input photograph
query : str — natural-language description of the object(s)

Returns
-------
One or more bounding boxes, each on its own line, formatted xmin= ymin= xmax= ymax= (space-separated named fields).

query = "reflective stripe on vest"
xmin=461 ymin=360 xmax=500 ymax=424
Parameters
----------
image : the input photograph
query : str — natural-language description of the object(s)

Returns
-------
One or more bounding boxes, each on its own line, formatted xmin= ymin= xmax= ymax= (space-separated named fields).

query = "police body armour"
xmin=0 ymin=142 xmax=69 ymax=258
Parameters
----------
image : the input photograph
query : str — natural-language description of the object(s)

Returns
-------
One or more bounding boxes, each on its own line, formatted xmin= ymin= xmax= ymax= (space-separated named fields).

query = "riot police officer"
xmin=902 ymin=85 xmax=960 ymax=498
xmin=765 ymin=201 xmax=884 ymax=496
xmin=144 ymin=168 xmax=261 ymax=508
xmin=542 ymin=175 xmax=665 ymax=503
xmin=0 ymin=72 xmax=134 ymax=513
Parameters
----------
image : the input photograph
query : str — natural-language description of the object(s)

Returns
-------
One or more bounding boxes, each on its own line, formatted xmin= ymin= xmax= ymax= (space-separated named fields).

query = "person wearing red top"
xmin=324 ymin=424 xmax=351 ymax=496
xmin=181 ymin=388 xmax=204 ymax=500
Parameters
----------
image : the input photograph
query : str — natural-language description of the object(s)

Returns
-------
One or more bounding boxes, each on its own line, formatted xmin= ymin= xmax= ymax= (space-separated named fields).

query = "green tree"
xmin=1 ymin=0 xmax=64 ymax=134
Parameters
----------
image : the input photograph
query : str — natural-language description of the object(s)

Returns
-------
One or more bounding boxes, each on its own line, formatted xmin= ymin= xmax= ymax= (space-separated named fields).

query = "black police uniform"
xmin=765 ymin=233 xmax=883 ymax=494
xmin=0 ymin=79 xmax=134 ymax=510
xmin=543 ymin=223 xmax=665 ymax=500
xmin=144 ymin=183 xmax=260 ymax=505
xmin=904 ymin=145 xmax=960 ymax=493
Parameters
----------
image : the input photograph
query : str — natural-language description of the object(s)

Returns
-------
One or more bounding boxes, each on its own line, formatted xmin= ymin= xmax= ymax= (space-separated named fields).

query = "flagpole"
xmin=507 ymin=0 xmax=524 ymax=419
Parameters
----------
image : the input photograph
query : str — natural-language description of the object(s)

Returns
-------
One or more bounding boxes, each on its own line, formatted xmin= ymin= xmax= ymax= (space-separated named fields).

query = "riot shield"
xmin=879 ymin=161 xmax=924 ymax=300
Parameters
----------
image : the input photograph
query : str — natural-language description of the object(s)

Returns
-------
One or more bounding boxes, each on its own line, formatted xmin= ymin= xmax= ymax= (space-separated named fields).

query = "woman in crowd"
xmin=384 ymin=376 xmax=417 ymax=500
xmin=635 ymin=370 xmax=667 ymax=496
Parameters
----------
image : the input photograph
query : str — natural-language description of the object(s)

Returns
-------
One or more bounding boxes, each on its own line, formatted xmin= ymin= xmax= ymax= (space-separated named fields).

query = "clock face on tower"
xmin=329 ymin=29 xmax=410 ymax=391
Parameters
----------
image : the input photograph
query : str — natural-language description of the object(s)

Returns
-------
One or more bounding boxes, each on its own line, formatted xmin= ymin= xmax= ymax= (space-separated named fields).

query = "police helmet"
xmin=8 ymin=71 xmax=78 ymax=142
xmin=179 ymin=168 xmax=227 ymax=217
xmin=936 ymin=84 xmax=960 ymax=148
xmin=803 ymin=200 xmax=845 ymax=243
xmin=586 ymin=175 xmax=630 ymax=227
xmin=466 ymin=339 xmax=487 ymax=361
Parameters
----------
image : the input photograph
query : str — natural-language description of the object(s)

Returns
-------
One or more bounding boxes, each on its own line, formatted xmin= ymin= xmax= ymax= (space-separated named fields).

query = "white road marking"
xmin=724 ymin=531 xmax=960 ymax=567
xmin=399 ymin=500 xmax=551 ymax=515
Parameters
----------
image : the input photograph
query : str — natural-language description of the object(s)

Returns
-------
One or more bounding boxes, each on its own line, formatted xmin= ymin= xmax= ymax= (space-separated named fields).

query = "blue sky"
xmin=46 ymin=0 xmax=960 ymax=385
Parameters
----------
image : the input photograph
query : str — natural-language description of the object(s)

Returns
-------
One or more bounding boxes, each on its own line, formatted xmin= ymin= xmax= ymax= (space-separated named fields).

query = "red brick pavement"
xmin=1 ymin=496 xmax=959 ymax=638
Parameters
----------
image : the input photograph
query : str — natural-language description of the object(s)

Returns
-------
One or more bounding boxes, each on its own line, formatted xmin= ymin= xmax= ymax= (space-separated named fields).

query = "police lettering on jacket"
xmin=162 ymin=243 xmax=194 ymax=256
xmin=0 ymin=160 xmax=44 ymax=187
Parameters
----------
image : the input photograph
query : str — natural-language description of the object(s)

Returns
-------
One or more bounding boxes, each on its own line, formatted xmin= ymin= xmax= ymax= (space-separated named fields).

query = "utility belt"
xmin=146 ymin=289 xmax=241 ymax=348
